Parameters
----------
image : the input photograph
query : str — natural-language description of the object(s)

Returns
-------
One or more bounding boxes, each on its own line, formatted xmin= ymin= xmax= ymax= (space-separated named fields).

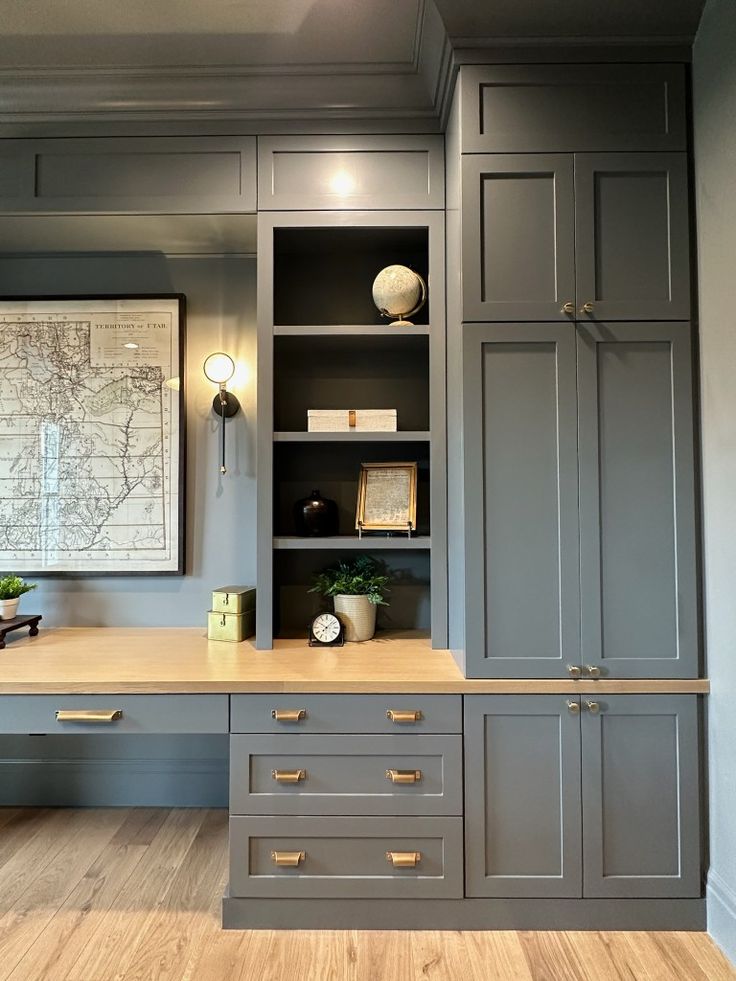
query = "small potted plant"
xmin=309 ymin=556 xmax=389 ymax=642
xmin=0 ymin=575 xmax=37 ymax=621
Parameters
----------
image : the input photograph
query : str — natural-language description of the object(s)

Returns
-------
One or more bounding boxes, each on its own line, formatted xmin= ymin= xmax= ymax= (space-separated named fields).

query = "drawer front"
xmin=229 ymin=816 xmax=463 ymax=899
xmin=230 ymin=734 xmax=462 ymax=816
xmin=230 ymin=694 xmax=462 ymax=734
xmin=0 ymin=695 xmax=228 ymax=734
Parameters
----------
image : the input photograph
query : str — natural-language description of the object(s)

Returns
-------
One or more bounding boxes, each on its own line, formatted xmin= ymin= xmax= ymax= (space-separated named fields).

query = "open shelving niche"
xmin=256 ymin=211 xmax=447 ymax=649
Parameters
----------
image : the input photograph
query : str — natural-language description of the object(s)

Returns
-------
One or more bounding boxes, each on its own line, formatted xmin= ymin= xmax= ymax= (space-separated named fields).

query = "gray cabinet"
xmin=461 ymin=152 xmax=690 ymax=323
xmin=465 ymin=695 xmax=582 ymax=898
xmin=578 ymin=323 xmax=699 ymax=679
xmin=581 ymin=695 xmax=701 ymax=898
xmin=463 ymin=321 xmax=698 ymax=680
xmin=462 ymin=324 xmax=580 ymax=678
xmin=465 ymin=694 xmax=701 ymax=900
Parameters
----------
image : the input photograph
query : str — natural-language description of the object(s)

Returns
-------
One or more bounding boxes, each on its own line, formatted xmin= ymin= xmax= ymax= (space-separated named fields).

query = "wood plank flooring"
xmin=0 ymin=808 xmax=732 ymax=981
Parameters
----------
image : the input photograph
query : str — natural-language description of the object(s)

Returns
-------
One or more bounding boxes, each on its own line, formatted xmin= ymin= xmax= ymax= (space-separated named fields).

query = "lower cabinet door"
xmin=464 ymin=695 xmax=582 ymax=897
xmin=581 ymin=694 xmax=701 ymax=898
xmin=229 ymin=816 xmax=463 ymax=899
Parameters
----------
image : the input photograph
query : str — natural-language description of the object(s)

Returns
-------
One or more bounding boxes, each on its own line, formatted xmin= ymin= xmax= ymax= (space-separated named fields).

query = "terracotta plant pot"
xmin=333 ymin=594 xmax=377 ymax=642
xmin=0 ymin=598 xmax=20 ymax=621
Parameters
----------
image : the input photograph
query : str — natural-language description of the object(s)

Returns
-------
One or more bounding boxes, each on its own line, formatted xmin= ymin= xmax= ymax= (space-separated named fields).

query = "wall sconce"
xmin=203 ymin=352 xmax=241 ymax=475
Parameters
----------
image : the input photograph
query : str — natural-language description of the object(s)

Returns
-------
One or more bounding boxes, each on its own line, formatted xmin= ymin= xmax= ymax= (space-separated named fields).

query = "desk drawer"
xmin=229 ymin=815 xmax=463 ymax=899
xmin=230 ymin=734 xmax=462 ymax=816
xmin=230 ymin=694 xmax=461 ymax=734
xmin=0 ymin=695 xmax=228 ymax=734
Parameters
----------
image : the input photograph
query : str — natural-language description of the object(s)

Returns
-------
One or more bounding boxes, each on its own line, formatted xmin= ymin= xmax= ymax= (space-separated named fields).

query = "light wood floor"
xmin=0 ymin=808 xmax=733 ymax=981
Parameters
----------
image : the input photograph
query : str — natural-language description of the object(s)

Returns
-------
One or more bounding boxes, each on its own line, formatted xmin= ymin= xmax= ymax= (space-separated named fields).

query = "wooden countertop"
xmin=0 ymin=628 xmax=710 ymax=695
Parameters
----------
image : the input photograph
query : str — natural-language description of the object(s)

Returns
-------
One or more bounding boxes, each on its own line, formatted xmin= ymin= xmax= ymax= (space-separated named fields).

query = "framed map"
xmin=0 ymin=295 xmax=185 ymax=576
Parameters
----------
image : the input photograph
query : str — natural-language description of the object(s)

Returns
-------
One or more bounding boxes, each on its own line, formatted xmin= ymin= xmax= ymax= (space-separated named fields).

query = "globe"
xmin=372 ymin=264 xmax=427 ymax=327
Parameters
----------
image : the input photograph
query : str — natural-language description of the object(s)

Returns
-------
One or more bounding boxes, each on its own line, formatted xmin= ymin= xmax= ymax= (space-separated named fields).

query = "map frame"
xmin=0 ymin=293 xmax=186 ymax=577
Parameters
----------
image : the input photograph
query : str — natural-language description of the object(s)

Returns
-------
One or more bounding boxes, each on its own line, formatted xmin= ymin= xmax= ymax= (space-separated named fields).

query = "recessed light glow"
xmin=329 ymin=170 xmax=356 ymax=196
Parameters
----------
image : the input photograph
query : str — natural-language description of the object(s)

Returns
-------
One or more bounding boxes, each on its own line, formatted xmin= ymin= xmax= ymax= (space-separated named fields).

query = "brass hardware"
xmin=271 ymin=709 xmax=307 ymax=722
xmin=585 ymin=700 xmax=601 ymax=714
xmin=385 ymin=769 xmax=422 ymax=784
xmin=55 ymin=709 xmax=123 ymax=723
xmin=386 ymin=709 xmax=423 ymax=723
xmin=583 ymin=665 xmax=601 ymax=679
xmin=386 ymin=851 xmax=421 ymax=868
xmin=567 ymin=665 xmax=582 ymax=680
xmin=271 ymin=850 xmax=305 ymax=867
xmin=581 ymin=302 xmax=595 ymax=314
xmin=567 ymin=700 xmax=580 ymax=715
xmin=271 ymin=769 xmax=306 ymax=783
xmin=561 ymin=301 xmax=575 ymax=315
xmin=348 ymin=409 xmax=357 ymax=428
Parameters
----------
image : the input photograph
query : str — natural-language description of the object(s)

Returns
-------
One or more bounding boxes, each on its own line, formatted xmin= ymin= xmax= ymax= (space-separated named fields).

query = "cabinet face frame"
xmin=574 ymin=152 xmax=691 ymax=321
xmin=462 ymin=323 xmax=580 ymax=678
xmin=577 ymin=322 xmax=699 ymax=679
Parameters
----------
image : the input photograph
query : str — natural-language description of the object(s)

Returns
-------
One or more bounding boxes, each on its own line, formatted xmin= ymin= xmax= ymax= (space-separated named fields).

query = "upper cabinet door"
xmin=463 ymin=324 xmax=580 ymax=678
xmin=461 ymin=154 xmax=575 ymax=322
xmin=578 ymin=323 xmax=699 ymax=679
xmin=574 ymin=153 xmax=691 ymax=321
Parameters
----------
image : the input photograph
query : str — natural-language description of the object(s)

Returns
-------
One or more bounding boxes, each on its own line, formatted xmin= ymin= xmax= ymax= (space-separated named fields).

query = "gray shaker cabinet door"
xmin=463 ymin=324 xmax=580 ymax=678
xmin=461 ymin=155 xmax=575 ymax=322
xmin=581 ymin=695 xmax=701 ymax=898
xmin=574 ymin=153 xmax=690 ymax=321
xmin=465 ymin=695 xmax=582 ymax=898
xmin=577 ymin=323 xmax=699 ymax=678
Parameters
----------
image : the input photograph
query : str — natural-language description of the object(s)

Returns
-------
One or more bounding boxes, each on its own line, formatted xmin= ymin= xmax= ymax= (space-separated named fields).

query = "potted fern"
xmin=0 ymin=576 xmax=37 ymax=621
xmin=309 ymin=556 xmax=390 ymax=642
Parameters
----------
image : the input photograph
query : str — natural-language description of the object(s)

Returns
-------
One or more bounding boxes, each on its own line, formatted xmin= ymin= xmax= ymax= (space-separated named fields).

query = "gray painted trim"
xmin=707 ymin=872 xmax=736 ymax=968
xmin=222 ymin=895 xmax=706 ymax=931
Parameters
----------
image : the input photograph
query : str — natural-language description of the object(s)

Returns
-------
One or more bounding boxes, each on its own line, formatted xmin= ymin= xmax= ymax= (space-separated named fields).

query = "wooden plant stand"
xmin=0 ymin=615 xmax=42 ymax=650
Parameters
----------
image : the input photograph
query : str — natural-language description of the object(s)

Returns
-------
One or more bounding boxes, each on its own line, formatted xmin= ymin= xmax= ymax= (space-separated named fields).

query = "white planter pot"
xmin=0 ymin=598 xmax=20 ymax=621
xmin=333 ymin=594 xmax=377 ymax=642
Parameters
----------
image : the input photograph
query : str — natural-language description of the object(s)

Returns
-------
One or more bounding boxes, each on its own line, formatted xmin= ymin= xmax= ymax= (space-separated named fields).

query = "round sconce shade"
xmin=203 ymin=352 xmax=235 ymax=385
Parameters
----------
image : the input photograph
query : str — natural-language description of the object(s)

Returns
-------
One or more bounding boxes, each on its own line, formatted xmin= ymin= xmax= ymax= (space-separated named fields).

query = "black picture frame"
xmin=0 ymin=293 xmax=186 ymax=577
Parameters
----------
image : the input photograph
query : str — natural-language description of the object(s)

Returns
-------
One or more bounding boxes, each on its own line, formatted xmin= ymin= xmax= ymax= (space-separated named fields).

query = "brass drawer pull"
xmin=271 ymin=850 xmax=305 ymax=867
xmin=386 ymin=851 xmax=421 ymax=868
xmin=583 ymin=665 xmax=601 ymax=679
xmin=55 ymin=709 xmax=123 ymax=723
xmin=386 ymin=709 xmax=423 ymax=724
xmin=271 ymin=769 xmax=306 ymax=783
xmin=385 ymin=769 xmax=422 ymax=784
xmin=271 ymin=709 xmax=307 ymax=722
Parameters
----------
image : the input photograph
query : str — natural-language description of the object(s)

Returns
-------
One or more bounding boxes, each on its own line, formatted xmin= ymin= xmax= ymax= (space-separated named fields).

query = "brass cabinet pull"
xmin=581 ymin=302 xmax=595 ymax=314
xmin=271 ymin=769 xmax=306 ymax=783
xmin=271 ymin=850 xmax=305 ymax=867
xmin=583 ymin=665 xmax=601 ymax=679
xmin=271 ymin=709 xmax=307 ymax=722
xmin=567 ymin=665 xmax=582 ymax=680
xmin=386 ymin=709 xmax=422 ymax=724
xmin=55 ymin=709 xmax=123 ymax=723
xmin=385 ymin=769 xmax=422 ymax=784
xmin=386 ymin=851 xmax=421 ymax=868
xmin=585 ymin=700 xmax=601 ymax=714
xmin=561 ymin=301 xmax=575 ymax=315
xmin=566 ymin=700 xmax=580 ymax=715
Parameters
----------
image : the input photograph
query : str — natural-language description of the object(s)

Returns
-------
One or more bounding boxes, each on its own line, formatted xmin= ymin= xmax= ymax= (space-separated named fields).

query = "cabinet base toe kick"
xmin=221 ymin=895 xmax=706 ymax=932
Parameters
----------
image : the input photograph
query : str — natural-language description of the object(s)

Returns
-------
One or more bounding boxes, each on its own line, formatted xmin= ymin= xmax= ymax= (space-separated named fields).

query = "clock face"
xmin=312 ymin=613 xmax=342 ymax=644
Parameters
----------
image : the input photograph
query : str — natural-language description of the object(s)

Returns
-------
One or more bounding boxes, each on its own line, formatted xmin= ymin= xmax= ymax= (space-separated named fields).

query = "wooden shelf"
xmin=273 ymin=325 xmax=430 ymax=336
xmin=273 ymin=536 xmax=431 ymax=550
xmin=274 ymin=431 xmax=431 ymax=443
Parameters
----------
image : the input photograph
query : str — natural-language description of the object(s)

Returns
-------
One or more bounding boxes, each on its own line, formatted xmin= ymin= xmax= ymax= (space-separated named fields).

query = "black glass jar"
xmin=293 ymin=489 xmax=339 ymax=537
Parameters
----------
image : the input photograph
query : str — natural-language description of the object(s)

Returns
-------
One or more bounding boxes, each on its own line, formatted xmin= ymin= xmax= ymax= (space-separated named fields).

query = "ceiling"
xmin=0 ymin=0 xmax=707 ymax=129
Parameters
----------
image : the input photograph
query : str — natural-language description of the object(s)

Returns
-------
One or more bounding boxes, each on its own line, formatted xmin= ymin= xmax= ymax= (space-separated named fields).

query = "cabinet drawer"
xmin=230 ymin=694 xmax=461 ymax=734
xmin=230 ymin=734 xmax=462 ymax=816
xmin=0 ymin=695 xmax=228 ymax=734
xmin=229 ymin=816 xmax=463 ymax=899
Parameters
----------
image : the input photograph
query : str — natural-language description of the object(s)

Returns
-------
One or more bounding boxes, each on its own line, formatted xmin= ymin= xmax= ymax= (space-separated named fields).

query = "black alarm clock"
xmin=308 ymin=612 xmax=345 ymax=647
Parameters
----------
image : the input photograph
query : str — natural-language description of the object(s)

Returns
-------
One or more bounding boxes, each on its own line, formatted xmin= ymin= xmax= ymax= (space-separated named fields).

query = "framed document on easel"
xmin=355 ymin=462 xmax=417 ymax=536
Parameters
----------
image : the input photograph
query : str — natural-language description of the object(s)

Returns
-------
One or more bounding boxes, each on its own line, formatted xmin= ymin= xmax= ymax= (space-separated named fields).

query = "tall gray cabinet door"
xmin=465 ymin=695 xmax=582 ymax=898
xmin=574 ymin=153 xmax=690 ymax=321
xmin=581 ymin=695 xmax=701 ymax=898
xmin=463 ymin=324 xmax=580 ymax=678
xmin=462 ymin=155 xmax=575 ymax=321
xmin=578 ymin=323 xmax=699 ymax=678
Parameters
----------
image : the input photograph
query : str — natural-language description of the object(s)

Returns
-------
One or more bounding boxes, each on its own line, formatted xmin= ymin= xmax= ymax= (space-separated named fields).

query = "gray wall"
xmin=0 ymin=253 xmax=257 ymax=626
xmin=693 ymin=0 xmax=736 ymax=964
